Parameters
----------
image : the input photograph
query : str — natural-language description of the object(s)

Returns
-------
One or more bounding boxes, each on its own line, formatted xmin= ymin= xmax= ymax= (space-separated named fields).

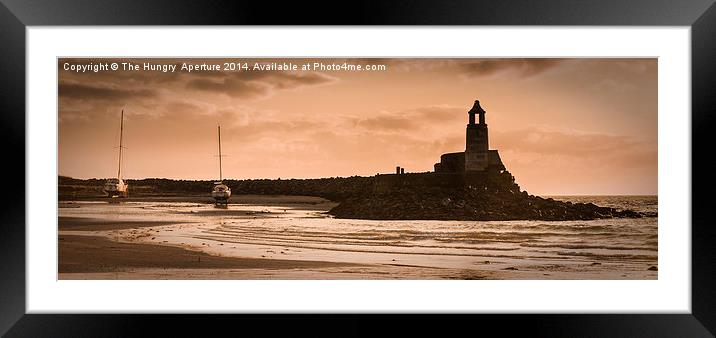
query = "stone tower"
xmin=465 ymin=100 xmax=489 ymax=171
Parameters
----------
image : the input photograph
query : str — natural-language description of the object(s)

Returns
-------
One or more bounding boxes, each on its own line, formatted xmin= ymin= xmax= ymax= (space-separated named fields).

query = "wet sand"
xmin=59 ymin=217 xmax=181 ymax=231
xmin=57 ymin=206 xmax=501 ymax=280
xmin=60 ymin=266 xmax=496 ymax=280
xmin=59 ymin=234 xmax=354 ymax=274
xmin=59 ymin=204 xmax=359 ymax=278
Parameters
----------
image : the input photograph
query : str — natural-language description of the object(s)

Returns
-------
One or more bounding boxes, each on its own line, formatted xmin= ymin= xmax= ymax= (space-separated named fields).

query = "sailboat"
xmin=211 ymin=124 xmax=231 ymax=204
xmin=103 ymin=109 xmax=128 ymax=198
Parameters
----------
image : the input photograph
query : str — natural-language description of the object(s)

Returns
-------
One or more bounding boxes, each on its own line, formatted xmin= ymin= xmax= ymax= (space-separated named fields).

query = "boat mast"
xmin=117 ymin=109 xmax=124 ymax=180
xmin=218 ymin=124 xmax=222 ymax=182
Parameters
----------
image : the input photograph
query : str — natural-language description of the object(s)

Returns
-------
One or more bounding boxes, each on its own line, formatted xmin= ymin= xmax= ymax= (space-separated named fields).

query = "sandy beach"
xmin=59 ymin=195 xmax=370 ymax=279
xmin=58 ymin=195 xmax=658 ymax=280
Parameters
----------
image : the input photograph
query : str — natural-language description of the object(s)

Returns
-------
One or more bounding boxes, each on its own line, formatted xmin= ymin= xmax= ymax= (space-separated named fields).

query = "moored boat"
xmin=104 ymin=109 xmax=128 ymax=198
xmin=212 ymin=124 xmax=231 ymax=204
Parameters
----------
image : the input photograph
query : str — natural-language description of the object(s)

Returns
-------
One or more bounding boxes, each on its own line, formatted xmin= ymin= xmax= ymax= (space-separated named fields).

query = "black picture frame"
xmin=2 ymin=0 xmax=715 ymax=336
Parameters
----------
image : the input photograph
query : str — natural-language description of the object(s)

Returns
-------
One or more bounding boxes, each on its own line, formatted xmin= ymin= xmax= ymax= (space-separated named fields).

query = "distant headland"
xmin=59 ymin=100 xmax=646 ymax=221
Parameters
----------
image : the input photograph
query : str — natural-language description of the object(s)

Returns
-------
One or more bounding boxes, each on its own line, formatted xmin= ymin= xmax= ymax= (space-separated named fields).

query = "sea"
xmin=58 ymin=195 xmax=657 ymax=279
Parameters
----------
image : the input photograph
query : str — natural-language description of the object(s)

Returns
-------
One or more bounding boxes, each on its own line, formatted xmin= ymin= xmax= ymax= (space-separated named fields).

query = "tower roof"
xmin=468 ymin=100 xmax=486 ymax=115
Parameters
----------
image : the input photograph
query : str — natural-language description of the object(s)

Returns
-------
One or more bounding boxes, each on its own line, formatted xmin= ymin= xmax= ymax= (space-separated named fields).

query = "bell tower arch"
xmin=465 ymin=100 xmax=489 ymax=171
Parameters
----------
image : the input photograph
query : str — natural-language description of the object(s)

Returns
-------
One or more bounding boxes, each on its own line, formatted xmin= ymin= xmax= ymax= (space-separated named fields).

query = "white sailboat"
xmin=211 ymin=124 xmax=231 ymax=204
xmin=103 ymin=109 xmax=128 ymax=198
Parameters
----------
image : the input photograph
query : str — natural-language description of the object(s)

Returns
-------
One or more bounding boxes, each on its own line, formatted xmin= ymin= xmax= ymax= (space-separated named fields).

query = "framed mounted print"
xmin=2 ymin=0 xmax=715 ymax=336
xmin=54 ymin=56 xmax=659 ymax=281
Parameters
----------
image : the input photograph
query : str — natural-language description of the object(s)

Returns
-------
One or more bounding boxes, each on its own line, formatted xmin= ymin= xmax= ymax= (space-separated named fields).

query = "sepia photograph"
xmin=57 ymin=57 xmax=658 ymax=280
xmin=3 ymin=0 xmax=710 ymax=334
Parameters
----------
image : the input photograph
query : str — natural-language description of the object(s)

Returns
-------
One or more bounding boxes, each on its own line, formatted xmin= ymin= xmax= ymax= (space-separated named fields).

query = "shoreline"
xmin=59 ymin=194 xmax=335 ymax=204
xmin=59 ymin=194 xmax=338 ymax=212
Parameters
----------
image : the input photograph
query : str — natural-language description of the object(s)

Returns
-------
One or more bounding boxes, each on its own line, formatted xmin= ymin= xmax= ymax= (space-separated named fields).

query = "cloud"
xmin=354 ymin=115 xmax=416 ymax=131
xmin=58 ymin=82 xmax=158 ymax=100
xmin=493 ymin=127 xmax=656 ymax=169
xmin=612 ymin=59 xmax=657 ymax=74
xmin=496 ymin=128 xmax=632 ymax=155
xmin=59 ymin=62 xmax=338 ymax=102
xmin=186 ymin=78 xmax=271 ymax=99
xmin=185 ymin=70 xmax=338 ymax=99
xmin=326 ymin=58 xmax=565 ymax=77
xmin=185 ymin=103 xmax=472 ymax=175
xmin=225 ymin=119 xmax=327 ymax=143
xmin=352 ymin=105 xmax=464 ymax=132
xmin=58 ymin=58 xmax=341 ymax=123
xmin=460 ymin=59 xmax=565 ymax=78
xmin=593 ymin=79 xmax=639 ymax=93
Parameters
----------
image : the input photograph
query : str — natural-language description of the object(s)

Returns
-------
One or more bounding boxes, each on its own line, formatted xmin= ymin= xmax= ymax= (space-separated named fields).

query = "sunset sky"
xmin=58 ymin=58 xmax=657 ymax=195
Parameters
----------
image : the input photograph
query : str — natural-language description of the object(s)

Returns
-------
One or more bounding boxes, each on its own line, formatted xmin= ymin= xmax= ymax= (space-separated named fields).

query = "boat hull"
xmin=211 ymin=190 xmax=231 ymax=203
xmin=104 ymin=187 xmax=128 ymax=198
xmin=103 ymin=181 xmax=128 ymax=198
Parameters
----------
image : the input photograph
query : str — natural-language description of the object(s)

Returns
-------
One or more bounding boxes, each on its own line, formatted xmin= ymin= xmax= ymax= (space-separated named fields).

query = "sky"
xmin=58 ymin=58 xmax=657 ymax=195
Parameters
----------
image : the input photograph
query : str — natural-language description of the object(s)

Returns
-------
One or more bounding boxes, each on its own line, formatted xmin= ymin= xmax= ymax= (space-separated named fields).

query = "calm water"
xmin=59 ymin=195 xmax=657 ymax=279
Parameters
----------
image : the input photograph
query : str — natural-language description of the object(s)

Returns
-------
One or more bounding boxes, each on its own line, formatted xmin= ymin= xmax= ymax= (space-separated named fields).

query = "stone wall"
xmin=374 ymin=172 xmax=465 ymax=193
xmin=434 ymin=152 xmax=465 ymax=173
xmin=434 ymin=150 xmax=505 ymax=173
xmin=375 ymin=170 xmax=518 ymax=193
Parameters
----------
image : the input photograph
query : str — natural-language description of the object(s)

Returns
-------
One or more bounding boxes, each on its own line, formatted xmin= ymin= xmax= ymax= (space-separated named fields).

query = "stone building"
xmin=434 ymin=100 xmax=505 ymax=174
xmin=375 ymin=99 xmax=515 ymax=193
xmin=330 ymin=99 xmax=642 ymax=220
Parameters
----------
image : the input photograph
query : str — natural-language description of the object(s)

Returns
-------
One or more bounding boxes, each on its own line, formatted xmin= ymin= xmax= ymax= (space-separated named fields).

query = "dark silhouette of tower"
xmin=433 ymin=99 xmax=504 ymax=174
xmin=465 ymin=100 xmax=489 ymax=171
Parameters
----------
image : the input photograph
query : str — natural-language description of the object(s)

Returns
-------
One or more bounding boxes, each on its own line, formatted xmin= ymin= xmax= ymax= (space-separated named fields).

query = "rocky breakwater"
xmin=328 ymin=171 xmax=642 ymax=221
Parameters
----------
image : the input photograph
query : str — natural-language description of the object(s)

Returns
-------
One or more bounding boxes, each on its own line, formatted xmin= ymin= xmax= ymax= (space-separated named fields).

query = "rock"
xmin=326 ymin=170 xmax=643 ymax=221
